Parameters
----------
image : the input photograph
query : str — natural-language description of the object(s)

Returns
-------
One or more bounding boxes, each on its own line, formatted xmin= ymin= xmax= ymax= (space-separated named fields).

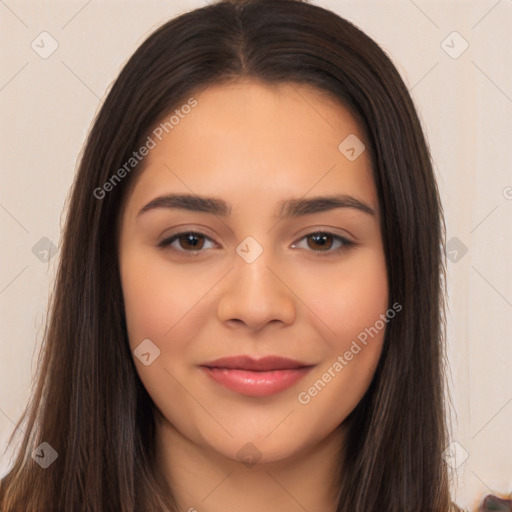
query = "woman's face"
xmin=118 ymin=78 xmax=389 ymax=464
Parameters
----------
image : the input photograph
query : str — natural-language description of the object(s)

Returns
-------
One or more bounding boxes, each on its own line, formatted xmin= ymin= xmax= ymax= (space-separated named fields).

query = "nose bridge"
xmin=216 ymin=234 xmax=296 ymax=329
xmin=233 ymin=234 xmax=280 ymax=299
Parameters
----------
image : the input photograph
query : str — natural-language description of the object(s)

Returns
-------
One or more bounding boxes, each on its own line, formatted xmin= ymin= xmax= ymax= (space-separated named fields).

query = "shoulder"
xmin=449 ymin=494 xmax=512 ymax=512
xmin=478 ymin=494 xmax=512 ymax=511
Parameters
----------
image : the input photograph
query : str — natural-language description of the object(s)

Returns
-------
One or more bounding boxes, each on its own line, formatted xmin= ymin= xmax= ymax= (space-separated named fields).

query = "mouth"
xmin=199 ymin=355 xmax=315 ymax=397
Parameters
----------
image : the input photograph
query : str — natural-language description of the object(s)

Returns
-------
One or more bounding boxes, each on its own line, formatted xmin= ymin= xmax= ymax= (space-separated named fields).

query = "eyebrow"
xmin=137 ymin=193 xmax=376 ymax=218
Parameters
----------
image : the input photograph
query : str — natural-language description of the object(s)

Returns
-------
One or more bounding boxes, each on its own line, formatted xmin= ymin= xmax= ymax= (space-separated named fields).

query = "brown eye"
xmin=306 ymin=232 xmax=334 ymax=251
xmin=292 ymin=231 xmax=355 ymax=256
xmin=158 ymin=231 xmax=215 ymax=252
xmin=176 ymin=233 xmax=205 ymax=250
xmin=158 ymin=230 xmax=355 ymax=257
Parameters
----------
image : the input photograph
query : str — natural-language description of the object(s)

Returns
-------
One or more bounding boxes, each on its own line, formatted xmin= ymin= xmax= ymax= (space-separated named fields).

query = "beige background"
xmin=1 ymin=0 xmax=511 ymax=509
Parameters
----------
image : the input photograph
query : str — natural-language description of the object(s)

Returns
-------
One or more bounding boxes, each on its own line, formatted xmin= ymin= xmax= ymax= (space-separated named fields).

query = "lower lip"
xmin=200 ymin=366 xmax=313 ymax=397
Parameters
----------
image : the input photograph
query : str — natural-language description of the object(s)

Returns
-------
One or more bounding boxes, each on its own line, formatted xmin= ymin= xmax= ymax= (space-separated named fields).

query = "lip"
xmin=199 ymin=355 xmax=315 ymax=397
xmin=202 ymin=355 xmax=311 ymax=371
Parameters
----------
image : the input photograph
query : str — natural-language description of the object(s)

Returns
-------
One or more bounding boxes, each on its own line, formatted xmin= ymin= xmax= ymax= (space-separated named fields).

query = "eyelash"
xmin=157 ymin=230 xmax=355 ymax=257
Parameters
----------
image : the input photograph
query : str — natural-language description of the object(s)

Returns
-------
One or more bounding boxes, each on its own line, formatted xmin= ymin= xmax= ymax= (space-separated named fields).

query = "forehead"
xmin=177 ymin=78 xmax=366 ymax=145
xmin=123 ymin=78 xmax=377 ymax=218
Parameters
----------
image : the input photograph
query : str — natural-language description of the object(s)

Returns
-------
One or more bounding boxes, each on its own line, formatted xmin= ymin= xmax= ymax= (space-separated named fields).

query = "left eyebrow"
xmin=278 ymin=194 xmax=376 ymax=218
xmin=137 ymin=193 xmax=376 ymax=218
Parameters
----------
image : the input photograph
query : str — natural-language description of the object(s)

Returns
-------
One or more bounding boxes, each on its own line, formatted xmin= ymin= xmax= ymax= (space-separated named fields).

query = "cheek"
xmin=119 ymin=239 xmax=390 ymax=449
xmin=119 ymin=250 xmax=208 ymax=406
xmin=299 ymin=247 xmax=389 ymax=349
xmin=121 ymin=243 xmax=388 ymax=360
xmin=120 ymin=249 xmax=202 ymax=339
xmin=293 ymin=249 xmax=389 ymax=428
xmin=334 ymin=255 xmax=388 ymax=348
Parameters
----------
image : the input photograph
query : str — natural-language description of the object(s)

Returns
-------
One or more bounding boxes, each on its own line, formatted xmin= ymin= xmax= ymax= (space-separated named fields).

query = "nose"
xmin=216 ymin=245 xmax=296 ymax=332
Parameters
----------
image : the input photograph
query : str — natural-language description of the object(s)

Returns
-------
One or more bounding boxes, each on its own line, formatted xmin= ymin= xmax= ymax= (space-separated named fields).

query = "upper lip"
xmin=200 ymin=355 xmax=313 ymax=371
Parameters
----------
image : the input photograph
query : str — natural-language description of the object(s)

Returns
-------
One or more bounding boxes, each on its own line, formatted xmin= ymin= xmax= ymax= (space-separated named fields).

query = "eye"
xmin=158 ymin=231 xmax=216 ymax=253
xmin=158 ymin=230 xmax=355 ymax=256
xmin=291 ymin=231 xmax=355 ymax=256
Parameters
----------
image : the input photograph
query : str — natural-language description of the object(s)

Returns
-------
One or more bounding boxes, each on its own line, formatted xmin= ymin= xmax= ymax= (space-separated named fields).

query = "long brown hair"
xmin=0 ymin=0 xmax=459 ymax=510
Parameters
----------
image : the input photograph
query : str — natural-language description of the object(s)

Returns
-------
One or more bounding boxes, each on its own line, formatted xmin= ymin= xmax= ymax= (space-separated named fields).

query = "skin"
xmin=118 ymin=78 xmax=389 ymax=512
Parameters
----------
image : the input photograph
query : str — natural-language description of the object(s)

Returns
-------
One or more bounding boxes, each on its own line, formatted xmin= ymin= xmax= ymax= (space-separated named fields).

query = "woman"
xmin=0 ymin=0 xmax=495 ymax=510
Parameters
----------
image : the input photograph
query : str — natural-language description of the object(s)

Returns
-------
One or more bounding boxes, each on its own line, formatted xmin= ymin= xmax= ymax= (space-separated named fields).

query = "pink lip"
xmin=200 ymin=367 xmax=313 ymax=397
xmin=199 ymin=355 xmax=314 ymax=397
xmin=202 ymin=355 xmax=311 ymax=371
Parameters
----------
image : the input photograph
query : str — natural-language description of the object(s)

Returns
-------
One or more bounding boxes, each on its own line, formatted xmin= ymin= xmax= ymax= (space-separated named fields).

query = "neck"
xmin=154 ymin=413 xmax=345 ymax=512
